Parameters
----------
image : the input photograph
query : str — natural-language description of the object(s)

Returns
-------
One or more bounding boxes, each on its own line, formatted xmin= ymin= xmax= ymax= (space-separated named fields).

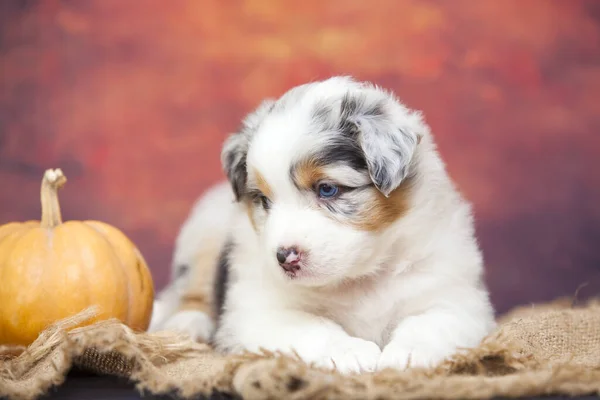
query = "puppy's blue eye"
xmin=317 ymin=183 xmax=339 ymax=199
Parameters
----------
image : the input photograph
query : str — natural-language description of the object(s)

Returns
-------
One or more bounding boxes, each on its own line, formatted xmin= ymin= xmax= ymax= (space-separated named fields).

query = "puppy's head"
xmin=222 ymin=77 xmax=427 ymax=286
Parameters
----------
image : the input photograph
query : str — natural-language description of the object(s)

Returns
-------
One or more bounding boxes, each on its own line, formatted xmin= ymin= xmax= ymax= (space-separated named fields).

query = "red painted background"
xmin=1 ymin=0 xmax=599 ymax=313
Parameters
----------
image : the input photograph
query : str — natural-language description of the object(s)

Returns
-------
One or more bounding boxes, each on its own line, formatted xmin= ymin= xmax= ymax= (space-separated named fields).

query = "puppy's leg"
xmin=219 ymin=310 xmax=381 ymax=373
xmin=150 ymin=182 xmax=235 ymax=341
xmin=149 ymin=283 xmax=215 ymax=343
xmin=158 ymin=242 xmax=221 ymax=342
xmin=215 ymin=285 xmax=381 ymax=374
xmin=377 ymin=288 xmax=495 ymax=370
xmin=148 ymin=279 xmax=181 ymax=332
xmin=161 ymin=298 xmax=214 ymax=342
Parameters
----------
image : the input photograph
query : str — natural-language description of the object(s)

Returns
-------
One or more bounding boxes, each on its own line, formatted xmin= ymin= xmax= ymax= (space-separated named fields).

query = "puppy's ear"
xmin=221 ymin=99 xmax=275 ymax=201
xmin=340 ymin=90 xmax=424 ymax=197
xmin=221 ymin=133 xmax=249 ymax=202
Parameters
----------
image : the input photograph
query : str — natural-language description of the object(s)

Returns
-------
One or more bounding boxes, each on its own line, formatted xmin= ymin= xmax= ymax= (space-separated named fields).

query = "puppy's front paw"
xmin=312 ymin=337 xmax=381 ymax=374
xmin=147 ymin=299 xmax=170 ymax=332
xmin=377 ymin=339 xmax=453 ymax=371
xmin=161 ymin=310 xmax=215 ymax=343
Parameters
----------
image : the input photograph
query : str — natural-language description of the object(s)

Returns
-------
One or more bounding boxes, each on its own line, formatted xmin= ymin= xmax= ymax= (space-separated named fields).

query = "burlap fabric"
xmin=1 ymin=298 xmax=599 ymax=400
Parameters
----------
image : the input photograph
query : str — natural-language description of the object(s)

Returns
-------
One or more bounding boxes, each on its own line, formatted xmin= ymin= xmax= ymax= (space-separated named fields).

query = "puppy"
xmin=150 ymin=76 xmax=495 ymax=374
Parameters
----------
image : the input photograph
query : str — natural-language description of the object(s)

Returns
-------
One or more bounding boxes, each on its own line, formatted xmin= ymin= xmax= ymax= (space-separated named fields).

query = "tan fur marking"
xmin=354 ymin=178 xmax=414 ymax=231
xmin=179 ymin=294 xmax=211 ymax=315
xmin=176 ymin=238 xmax=223 ymax=318
xmin=294 ymin=158 xmax=326 ymax=190
xmin=254 ymin=169 xmax=273 ymax=199
xmin=295 ymin=158 xmax=413 ymax=231
xmin=295 ymin=158 xmax=414 ymax=232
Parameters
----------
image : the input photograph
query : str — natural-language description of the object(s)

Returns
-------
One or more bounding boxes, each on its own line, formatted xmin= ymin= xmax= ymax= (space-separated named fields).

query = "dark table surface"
xmin=33 ymin=370 xmax=599 ymax=400
xmin=35 ymin=370 xmax=235 ymax=400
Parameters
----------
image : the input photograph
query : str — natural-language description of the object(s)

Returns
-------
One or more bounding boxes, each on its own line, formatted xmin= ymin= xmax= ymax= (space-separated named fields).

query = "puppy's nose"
xmin=276 ymin=246 xmax=301 ymax=270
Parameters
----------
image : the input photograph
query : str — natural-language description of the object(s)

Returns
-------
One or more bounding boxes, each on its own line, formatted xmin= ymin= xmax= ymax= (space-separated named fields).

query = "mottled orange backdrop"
xmin=1 ymin=0 xmax=599 ymax=312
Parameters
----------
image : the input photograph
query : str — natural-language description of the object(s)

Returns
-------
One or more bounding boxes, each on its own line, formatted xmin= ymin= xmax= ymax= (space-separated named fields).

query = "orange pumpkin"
xmin=0 ymin=169 xmax=154 ymax=346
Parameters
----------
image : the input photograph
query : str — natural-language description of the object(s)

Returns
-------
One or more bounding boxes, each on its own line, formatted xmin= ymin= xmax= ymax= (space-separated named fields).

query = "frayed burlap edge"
xmin=0 ymin=307 xmax=218 ymax=400
xmin=1 ymin=300 xmax=600 ymax=400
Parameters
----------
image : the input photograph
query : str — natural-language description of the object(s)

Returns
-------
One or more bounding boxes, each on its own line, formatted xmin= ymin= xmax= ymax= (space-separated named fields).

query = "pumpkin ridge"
xmin=59 ymin=222 xmax=93 ymax=324
xmin=130 ymin=245 xmax=154 ymax=330
xmin=135 ymin=259 xmax=144 ymax=292
xmin=80 ymin=221 xmax=133 ymax=325
xmin=82 ymin=220 xmax=154 ymax=331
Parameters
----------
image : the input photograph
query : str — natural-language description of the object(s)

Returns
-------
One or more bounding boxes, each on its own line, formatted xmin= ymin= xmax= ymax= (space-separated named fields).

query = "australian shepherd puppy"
xmin=149 ymin=76 xmax=495 ymax=373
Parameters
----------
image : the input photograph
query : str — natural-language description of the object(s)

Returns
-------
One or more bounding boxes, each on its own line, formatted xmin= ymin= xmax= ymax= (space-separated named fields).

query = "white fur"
xmin=148 ymin=182 xmax=234 ymax=342
xmin=161 ymin=310 xmax=215 ymax=342
xmin=158 ymin=77 xmax=495 ymax=373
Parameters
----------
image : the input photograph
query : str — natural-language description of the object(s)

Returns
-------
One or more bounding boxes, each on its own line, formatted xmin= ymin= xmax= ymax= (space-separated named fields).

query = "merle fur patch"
xmin=213 ymin=238 xmax=233 ymax=322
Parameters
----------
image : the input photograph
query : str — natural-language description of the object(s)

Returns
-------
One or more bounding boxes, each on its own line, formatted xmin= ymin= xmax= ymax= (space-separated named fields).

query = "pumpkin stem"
xmin=40 ymin=168 xmax=67 ymax=228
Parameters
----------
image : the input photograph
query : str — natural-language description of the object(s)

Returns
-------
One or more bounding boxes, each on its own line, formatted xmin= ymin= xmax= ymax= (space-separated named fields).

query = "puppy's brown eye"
xmin=260 ymin=195 xmax=271 ymax=210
